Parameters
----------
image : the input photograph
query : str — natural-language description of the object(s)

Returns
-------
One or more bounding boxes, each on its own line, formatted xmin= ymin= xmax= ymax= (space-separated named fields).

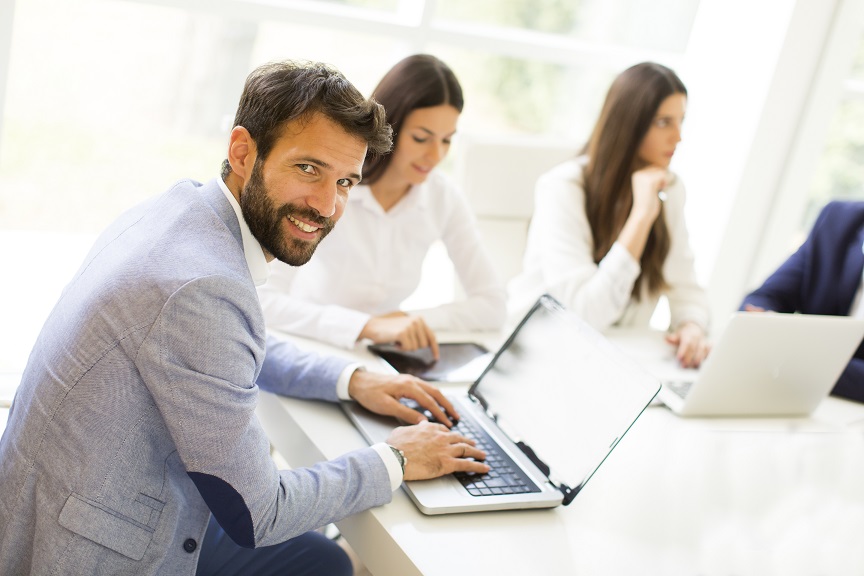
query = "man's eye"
xmin=337 ymin=178 xmax=353 ymax=188
xmin=298 ymin=164 xmax=315 ymax=174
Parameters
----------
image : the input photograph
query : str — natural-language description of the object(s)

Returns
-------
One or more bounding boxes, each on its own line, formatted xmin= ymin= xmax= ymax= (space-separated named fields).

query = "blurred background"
xmin=1 ymin=0 xmax=864 ymax=386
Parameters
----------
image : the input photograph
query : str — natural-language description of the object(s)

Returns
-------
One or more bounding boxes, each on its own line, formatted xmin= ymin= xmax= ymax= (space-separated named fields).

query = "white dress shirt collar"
xmin=217 ymin=177 xmax=270 ymax=287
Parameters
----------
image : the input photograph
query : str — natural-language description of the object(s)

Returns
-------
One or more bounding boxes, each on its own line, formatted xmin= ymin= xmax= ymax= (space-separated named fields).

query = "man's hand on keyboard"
xmin=387 ymin=421 xmax=490 ymax=481
xmin=348 ymin=370 xmax=458 ymax=426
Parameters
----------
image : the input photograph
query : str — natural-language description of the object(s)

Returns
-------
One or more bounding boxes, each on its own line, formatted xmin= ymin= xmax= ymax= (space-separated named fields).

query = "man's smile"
xmin=287 ymin=214 xmax=321 ymax=233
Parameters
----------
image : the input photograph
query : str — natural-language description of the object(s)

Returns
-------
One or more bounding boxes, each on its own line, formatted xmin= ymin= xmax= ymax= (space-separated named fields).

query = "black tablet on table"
xmin=367 ymin=341 xmax=493 ymax=382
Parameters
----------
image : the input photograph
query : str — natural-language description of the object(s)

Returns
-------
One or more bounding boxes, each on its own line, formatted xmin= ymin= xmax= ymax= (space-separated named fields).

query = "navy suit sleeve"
xmin=739 ymin=206 xmax=833 ymax=312
xmin=741 ymin=201 xmax=864 ymax=316
xmin=740 ymin=251 xmax=807 ymax=312
xmin=830 ymin=358 xmax=864 ymax=403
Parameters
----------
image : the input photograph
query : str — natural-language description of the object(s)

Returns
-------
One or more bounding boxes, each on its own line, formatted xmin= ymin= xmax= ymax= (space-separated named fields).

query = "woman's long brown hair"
xmin=582 ymin=62 xmax=686 ymax=299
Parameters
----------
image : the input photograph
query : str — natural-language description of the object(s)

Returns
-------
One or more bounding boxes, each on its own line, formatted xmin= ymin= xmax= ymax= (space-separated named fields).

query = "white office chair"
xmin=453 ymin=135 xmax=577 ymax=283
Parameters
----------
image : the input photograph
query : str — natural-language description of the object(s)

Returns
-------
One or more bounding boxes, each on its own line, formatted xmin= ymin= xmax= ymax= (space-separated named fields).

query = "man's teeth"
xmin=288 ymin=215 xmax=319 ymax=233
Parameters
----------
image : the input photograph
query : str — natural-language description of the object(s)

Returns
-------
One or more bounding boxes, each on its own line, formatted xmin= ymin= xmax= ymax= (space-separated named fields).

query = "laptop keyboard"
xmin=400 ymin=398 xmax=541 ymax=497
xmin=450 ymin=415 xmax=540 ymax=497
xmin=665 ymin=380 xmax=693 ymax=399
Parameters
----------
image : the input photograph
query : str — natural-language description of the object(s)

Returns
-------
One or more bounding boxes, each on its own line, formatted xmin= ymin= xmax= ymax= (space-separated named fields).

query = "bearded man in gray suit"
xmin=0 ymin=60 xmax=489 ymax=575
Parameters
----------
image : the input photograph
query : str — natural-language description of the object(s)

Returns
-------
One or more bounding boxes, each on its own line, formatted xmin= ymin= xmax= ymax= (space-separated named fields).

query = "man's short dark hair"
xmin=222 ymin=60 xmax=392 ymax=179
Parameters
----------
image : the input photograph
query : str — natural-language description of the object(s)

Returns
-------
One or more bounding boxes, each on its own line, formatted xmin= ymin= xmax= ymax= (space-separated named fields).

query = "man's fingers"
xmin=445 ymin=442 xmax=488 ymax=474
xmin=400 ymin=387 xmax=453 ymax=426
xmin=418 ymin=399 xmax=453 ymax=427
xmin=388 ymin=401 xmax=430 ymax=425
xmin=449 ymin=455 xmax=490 ymax=475
xmin=417 ymin=383 xmax=460 ymax=422
xmin=452 ymin=442 xmax=483 ymax=459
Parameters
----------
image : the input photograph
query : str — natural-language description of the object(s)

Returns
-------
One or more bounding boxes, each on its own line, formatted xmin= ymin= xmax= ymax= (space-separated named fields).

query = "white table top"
xmin=256 ymin=330 xmax=864 ymax=576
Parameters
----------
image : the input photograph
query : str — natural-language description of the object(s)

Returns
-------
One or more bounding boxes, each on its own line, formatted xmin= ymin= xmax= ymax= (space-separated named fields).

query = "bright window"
xmin=0 ymin=0 xmax=703 ymax=234
xmin=803 ymin=31 xmax=864 ymax=228
xmin=0 ymin=0 xmax=703 ymax=377
xmin=435 ymin=0 xmax=700 ymax=51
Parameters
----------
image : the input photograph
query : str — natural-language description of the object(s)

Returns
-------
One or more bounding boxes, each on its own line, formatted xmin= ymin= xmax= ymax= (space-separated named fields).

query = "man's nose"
xmin=306 ymin=181 xmax=337 ymax=218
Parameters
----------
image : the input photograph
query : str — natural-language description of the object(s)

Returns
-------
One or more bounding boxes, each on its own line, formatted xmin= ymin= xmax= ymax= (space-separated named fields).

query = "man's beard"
xmin=239 ymin=159 xmax=335 ymax=266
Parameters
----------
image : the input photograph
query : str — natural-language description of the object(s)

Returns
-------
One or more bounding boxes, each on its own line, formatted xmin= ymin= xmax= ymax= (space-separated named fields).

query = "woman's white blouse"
xmin=508 ymin=157 xmax=709 ymax=332
xmin=258 ymin=170 xmax=507 ymax=348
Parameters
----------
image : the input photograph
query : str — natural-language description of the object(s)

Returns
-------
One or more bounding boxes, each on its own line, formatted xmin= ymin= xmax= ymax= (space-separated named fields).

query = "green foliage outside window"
xmin=806 ymin=34 xmax=864 ymax=227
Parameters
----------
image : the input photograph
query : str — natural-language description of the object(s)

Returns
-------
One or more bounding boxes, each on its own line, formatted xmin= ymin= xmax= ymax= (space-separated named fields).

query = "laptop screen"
xmin=470 ymin=295 xmax=660 ymax=493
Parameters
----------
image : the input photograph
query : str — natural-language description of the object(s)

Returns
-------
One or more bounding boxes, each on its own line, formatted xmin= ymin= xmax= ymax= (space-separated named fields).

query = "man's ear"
xmin=227 ymin=126 xmax=256 ymax=182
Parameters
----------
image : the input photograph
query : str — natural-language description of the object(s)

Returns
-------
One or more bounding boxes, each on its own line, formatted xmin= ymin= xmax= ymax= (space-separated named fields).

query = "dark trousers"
xmin=196 ymin=515 xmax=353 ymax=576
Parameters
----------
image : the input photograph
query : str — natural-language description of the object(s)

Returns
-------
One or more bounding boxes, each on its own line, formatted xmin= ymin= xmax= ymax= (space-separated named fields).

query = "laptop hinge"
xmin=558 ymin=482 xmax=579 ymax=505
xmin=514 ymin=440 xmax=577 ymax=505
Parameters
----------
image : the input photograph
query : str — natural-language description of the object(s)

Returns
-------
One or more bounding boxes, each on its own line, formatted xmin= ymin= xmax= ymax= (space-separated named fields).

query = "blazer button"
xmin=183 ymin=538 xmax=197 ymax=553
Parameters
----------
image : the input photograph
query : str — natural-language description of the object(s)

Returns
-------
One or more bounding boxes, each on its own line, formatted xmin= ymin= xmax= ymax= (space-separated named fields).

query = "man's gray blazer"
xmin=0 ymin=179 xmax=392 ymax=574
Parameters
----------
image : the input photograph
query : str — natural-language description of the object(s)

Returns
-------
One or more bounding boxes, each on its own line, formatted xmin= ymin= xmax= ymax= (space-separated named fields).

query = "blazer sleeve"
xmin=738 ymin=205 xmax=832 ymax=312
xmin=831 ymin=358 xmax=864 ymax=403
xmin=136 ymin=275 xmax=391 ymax=549
xmin=739 ymin=248 xmax=808 ymax=313
xmin=257 ymin=333 xmax=351 ymax=402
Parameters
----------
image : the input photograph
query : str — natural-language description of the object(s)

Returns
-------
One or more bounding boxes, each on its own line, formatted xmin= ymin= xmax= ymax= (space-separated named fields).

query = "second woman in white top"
xmin=259 ymin=54 xmax=507 ymax=356
xmin=509 ymin=62 xmax=710 ymax=367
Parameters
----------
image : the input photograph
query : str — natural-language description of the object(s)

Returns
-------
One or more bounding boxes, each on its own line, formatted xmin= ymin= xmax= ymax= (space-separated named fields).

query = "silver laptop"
xmin=657 ymin=312 xmax=864 ymax=417
xmin=342 ymin=294 xmax=661 ymax=515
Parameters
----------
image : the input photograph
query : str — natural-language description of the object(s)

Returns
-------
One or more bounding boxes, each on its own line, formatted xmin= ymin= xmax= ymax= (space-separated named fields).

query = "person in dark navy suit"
xmin=740 ymin=200 xmax=864 ymax=403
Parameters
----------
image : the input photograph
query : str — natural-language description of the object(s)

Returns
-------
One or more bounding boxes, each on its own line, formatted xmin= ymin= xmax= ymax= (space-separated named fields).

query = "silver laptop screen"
xmin=470 ymin=296 xmax=659 ymax=490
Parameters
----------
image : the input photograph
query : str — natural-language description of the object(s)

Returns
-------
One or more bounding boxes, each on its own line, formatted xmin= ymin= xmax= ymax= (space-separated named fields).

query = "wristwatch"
xmin=388 ymin=445 xmax=406 ymax=475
